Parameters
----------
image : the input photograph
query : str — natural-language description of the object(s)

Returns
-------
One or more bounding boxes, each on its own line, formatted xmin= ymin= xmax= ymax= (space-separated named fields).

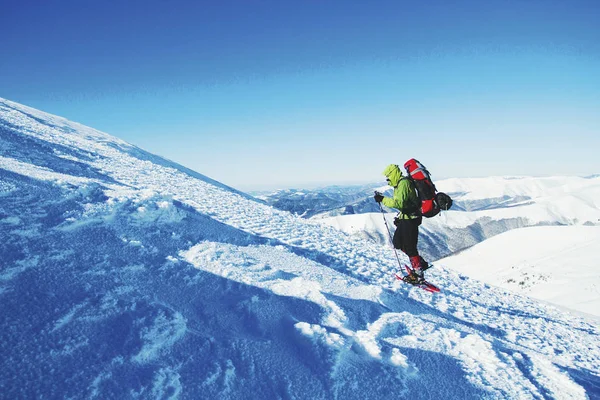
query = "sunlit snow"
xmin=1 ymin=97 xmax=599 ymax=399
xmin=439 ymin=225 xmax=600 ymax=317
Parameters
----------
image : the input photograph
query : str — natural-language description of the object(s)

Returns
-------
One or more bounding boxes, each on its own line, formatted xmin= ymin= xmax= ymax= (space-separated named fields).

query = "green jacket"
xmin=381 ymin=164 xmax=420 ymax=219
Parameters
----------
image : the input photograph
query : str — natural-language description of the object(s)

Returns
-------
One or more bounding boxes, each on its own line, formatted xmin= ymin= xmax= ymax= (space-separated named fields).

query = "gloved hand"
xmin=374 ymin=193 xmax=384 ymax=203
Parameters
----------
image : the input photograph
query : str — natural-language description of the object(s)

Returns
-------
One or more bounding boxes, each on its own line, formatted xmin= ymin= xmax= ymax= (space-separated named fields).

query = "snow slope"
xmin=439 ymin=226 xmax=600 ymax=318
xmin=1 ymin=97 xmax=600 ymax=399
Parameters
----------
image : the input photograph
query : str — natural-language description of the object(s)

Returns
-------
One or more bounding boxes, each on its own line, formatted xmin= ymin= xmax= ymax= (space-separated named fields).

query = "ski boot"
xmin=403 ymin=269 xmax=424 ymax=284
xmin=404 ymin=256 xmax=425 ymax=284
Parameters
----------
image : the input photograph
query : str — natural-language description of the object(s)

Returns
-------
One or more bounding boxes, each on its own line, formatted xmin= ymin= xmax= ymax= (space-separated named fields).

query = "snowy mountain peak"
xmin=1 ymin=98 xmax=599 ymax=399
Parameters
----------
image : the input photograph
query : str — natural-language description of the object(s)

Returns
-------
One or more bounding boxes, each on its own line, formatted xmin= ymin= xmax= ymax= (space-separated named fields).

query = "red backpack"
xmin=403 ymin=158 xmax=453 ymax=218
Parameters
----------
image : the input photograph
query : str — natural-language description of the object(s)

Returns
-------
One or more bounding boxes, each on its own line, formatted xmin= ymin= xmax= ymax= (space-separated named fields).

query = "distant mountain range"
xmin=257 ymin=176 xmax=600 ymax=262
xmin=252 ymin=183 xmax=384 ymax=218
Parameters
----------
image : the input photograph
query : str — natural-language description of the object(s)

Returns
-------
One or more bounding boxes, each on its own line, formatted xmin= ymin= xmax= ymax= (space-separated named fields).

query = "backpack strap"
xmin=399 ymin=177 xmax=421 ymax=216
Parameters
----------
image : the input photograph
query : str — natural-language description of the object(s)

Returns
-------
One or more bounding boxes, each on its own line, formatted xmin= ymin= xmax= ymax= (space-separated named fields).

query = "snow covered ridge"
xmin=1 ymin=97 xmax=600 ymax=399
xmin=314 ymin=174 xmax=600 ymax=261
xmin=258 ymin=174 xmax=600 ymax=265
xmin=253 ymin=183 xmax=382 ymax=218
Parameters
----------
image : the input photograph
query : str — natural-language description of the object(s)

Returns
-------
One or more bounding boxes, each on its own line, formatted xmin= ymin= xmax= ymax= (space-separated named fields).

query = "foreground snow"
xmin=1 ymin=97 xmax=599 ymax=399
xmin=439 ymin=226 xmax=600 ymax=318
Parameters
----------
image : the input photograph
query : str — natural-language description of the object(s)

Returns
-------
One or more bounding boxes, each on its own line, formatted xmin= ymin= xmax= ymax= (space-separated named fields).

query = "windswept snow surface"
xmin=1 ymin=97 xmax=600 ymax=399
xmin=439 ymin=226 xmax=600 ymax=318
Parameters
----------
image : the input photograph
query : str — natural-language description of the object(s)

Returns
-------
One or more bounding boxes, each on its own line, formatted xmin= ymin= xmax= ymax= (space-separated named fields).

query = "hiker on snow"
xmin=374 ymin=164 xmax=429 ymax=283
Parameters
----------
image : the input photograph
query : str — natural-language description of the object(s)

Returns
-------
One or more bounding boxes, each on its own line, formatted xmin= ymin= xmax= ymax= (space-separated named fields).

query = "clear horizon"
xmin=2 ymin=0 xmax=599 ymax=189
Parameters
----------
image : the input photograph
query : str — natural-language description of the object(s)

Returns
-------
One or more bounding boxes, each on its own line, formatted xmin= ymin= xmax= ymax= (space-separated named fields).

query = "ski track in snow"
xmin=1 ymin=98 xmax=600 ymax=399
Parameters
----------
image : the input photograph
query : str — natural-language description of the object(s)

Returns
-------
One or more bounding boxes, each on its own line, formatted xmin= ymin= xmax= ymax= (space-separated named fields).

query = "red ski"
xmin=395 ymin=265 xmax=440 ymax=293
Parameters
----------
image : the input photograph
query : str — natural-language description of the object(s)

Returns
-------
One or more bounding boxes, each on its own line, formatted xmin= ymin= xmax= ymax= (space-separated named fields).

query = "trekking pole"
xmin=376 ymin=191 xmax=404 ymax=270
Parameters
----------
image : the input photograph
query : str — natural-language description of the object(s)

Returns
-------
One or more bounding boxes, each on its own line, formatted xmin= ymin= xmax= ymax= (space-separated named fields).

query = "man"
xmin=374 ymin=164 xmax=429 ymax=283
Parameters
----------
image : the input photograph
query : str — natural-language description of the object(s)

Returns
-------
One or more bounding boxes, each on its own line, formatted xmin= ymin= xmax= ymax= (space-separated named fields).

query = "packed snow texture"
xmin=1 ymin=97 xmax=599 ymax=399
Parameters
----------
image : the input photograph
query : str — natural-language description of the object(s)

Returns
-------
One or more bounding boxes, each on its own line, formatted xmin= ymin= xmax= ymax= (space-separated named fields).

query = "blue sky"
xmin=2 ymin=0 xmax=599 ymax=190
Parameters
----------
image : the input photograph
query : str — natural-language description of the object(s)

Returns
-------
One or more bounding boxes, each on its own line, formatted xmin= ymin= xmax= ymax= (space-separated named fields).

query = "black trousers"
xmin=393 ymin=217 xmax=422 ymax=257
